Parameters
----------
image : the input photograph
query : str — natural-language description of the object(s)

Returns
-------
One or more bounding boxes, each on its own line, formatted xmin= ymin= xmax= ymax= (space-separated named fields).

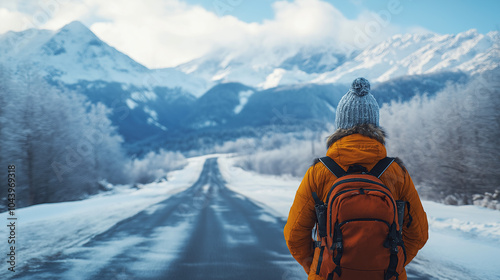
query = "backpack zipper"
xmin=328 ymin=188 xmax=397 ymax=236
xmin=338 ymin=218 xmax=391 ymax=228
xmin=326 ymin=178 xmax=392 ymax=203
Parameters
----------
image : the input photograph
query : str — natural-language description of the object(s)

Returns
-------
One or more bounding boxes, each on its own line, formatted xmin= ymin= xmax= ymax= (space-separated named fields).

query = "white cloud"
xmin=0 ymin=8 xmax=30 ymax=33
xmin=89 ymin=0 xmax=254 ymax=68
xmin=0 ymin=0 xmax=420 ymax=69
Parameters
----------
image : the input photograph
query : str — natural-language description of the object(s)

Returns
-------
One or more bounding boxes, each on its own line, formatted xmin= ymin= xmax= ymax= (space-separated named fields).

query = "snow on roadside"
xmin=218 ymin=156 xmax=500 ymax=279
xmin=424 ymin=201 xmax=500 ymax=244
xmin=416 ymin=201 xmax=500 ymax=279
xmin=218 ymin=156 xmax=299 ymax=218
xmin=0 ymin=155 xmax=208 ymax=275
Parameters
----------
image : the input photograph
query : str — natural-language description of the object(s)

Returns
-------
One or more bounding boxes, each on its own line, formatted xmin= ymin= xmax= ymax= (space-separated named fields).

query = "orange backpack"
xmin=312 ymin=156 xmax=406 ymax=280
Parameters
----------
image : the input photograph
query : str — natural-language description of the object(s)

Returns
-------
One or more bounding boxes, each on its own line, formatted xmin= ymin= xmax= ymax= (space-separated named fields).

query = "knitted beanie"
xmin=334 ymin=77 xmax=379 ymax=129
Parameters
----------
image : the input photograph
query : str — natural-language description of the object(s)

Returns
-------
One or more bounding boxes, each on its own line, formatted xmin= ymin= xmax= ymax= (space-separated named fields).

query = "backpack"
xmin=312 ymin=156 xmax=407 ymax=280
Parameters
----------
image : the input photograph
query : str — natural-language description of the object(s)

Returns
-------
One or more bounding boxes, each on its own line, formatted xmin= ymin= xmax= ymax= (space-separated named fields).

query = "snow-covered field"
xmin=0 ymin=155 xmax=211 ymax=275
xmin=218 ymin=156 xmax=500 ymax=279
xmin=2 ymin=154 xmax=499 ymax=279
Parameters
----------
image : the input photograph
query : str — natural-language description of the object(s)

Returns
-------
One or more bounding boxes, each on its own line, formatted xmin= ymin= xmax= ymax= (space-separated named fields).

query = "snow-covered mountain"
xmin=2 ymin=22 xmax=496 ymax=96
xmin=0 ymin=21 xmax=211 ymax=144
xmin=0 ymin=21 xmax=209 ymax=97
xmin=175 ymin=46 xmax=354 ymax=89
xmin=314 ymin=30 xmax=499 ymax=84
xmin=1 ymin=21 xmax=496 ymax=152
xmin=177 ymin=29 xmax=499 ymax=88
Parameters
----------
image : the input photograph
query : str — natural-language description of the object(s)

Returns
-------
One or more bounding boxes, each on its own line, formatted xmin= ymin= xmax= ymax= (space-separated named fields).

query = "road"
xmin=12 ymin=157 xmax=451 ymax=280
xmin=15 ymin=158 xmax=302 ymax=280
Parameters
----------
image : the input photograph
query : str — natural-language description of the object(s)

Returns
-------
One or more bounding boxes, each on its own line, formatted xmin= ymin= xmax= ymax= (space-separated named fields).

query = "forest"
xmin=0 ymin=66 xmax=186 ymax=210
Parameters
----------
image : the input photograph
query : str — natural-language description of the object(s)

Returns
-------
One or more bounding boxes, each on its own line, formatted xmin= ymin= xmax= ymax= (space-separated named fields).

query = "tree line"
xmin=382 ymin=69 xmax=500 ymax=205
xmin=0 ymin=66 xmax=186 ymax=211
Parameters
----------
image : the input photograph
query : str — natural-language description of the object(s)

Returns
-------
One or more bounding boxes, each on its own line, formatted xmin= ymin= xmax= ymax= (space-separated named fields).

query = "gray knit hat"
xmin=334 ymin=77 xmax=379 ymax=129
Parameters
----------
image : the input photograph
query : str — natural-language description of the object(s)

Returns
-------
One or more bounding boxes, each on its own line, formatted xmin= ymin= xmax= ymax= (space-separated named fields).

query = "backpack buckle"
xmin=391 ymin=246 xmax=399 ymax=254
xmin=335 ymin=241 xmax=343 ymax=251
xmin=346 ymin=165 xmax=368 ymax=174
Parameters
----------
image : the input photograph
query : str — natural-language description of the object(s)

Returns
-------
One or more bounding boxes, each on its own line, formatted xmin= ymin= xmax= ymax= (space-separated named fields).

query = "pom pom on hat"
xmin=350 ymin=77 xmax=370 ymax=96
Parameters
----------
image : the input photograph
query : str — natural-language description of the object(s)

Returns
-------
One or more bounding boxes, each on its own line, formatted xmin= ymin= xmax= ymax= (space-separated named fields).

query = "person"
xmin=283 ymin=77 xmax=428 ymax=280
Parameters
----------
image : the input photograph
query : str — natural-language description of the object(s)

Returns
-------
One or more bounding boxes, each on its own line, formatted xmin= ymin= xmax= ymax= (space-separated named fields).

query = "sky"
xmin=187 ymin=0 xmax=500 ymax=34
xmin=0 ymin=0 xmax=498 ymax=69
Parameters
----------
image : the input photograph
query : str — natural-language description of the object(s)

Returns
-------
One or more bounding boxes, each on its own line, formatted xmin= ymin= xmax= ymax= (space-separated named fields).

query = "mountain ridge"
xmin=0 ymin=21 xmax=496 ymax=154
xmin=176 ymin=28 xmax=498 ymax=90
xmin=1 ymin=21 xmax=496 ymax=97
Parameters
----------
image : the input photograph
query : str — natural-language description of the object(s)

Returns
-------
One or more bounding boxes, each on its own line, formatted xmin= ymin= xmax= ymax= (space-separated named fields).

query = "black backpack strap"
xmin=319 ymin=157 xmax=346 ymax=178
xmin=312 ymin=192 xmax=328 ymax=237
xmin=311 ymin=192 xmax=322 ymax=205
xmin=370 ymin=157 xmax=395 ymax=178
xmin=405 ymin=201 xmax=413 ymax=228
xmin=384 ymin=223 xmax=401 ymax=280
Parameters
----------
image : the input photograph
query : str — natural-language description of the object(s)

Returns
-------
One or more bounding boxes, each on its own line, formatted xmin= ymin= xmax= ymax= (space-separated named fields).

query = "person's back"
xmin=284 ymin=78 xmax=428 ymax=280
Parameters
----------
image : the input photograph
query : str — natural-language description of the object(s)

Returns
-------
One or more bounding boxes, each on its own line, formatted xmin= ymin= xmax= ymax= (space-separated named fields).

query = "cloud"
xmin=0 ymin=8 xmax=31 ymax=33
xmin=89 ymin=0 xmax=254 ymax=68
xmin=0 ymin=0 xmax=420 ymax=69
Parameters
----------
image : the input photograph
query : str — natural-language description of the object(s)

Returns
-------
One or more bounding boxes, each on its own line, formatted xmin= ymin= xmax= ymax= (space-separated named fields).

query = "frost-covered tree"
xmin=214 ymin=129 xmax=331 ymax=177
xmin=381 ymin=69 xmax=500 ymax=204
xmin=83 ymin=103 xmax=129 ymax=184
xmin=128 ymin=149 xmax=186 ymax=184
xmin=0 ymin=66 xmax=130 ymax=207
xmin=0 ymin=66 xmax=12 ymax=210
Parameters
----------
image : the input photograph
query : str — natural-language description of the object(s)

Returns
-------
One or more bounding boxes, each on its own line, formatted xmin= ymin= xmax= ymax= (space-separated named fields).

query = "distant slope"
xmin=232 ymin=83 xmax=346 ymax=127
xmin=184 ymin=83 xmax=255 ymax=129
xmin=178 ymin=30 xmax=499 ymax=89
xmin=314 ymin=30 xmax=499 ymax=84
xmin=372 ymin=71 xmax=470 ymax=105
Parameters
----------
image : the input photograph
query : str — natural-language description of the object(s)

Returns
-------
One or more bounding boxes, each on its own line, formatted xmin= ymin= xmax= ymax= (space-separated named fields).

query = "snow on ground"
xmin=218 ymin=156 xmax=500 ymax=280
xmin=218 ymin=156 xmax=298 ymax=218
xmin=2 ymin=154 xmax=499 ymax=279
xmin=0 ymin=155 xmax=211 ymax=274
xmin=416 ymin=201 xmax=500 ymax=279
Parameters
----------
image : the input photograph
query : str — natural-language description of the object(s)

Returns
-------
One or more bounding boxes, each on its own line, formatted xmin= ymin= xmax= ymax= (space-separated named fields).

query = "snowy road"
xmin=14 ymin=158 xmax=301 ymax=280
xmin=9 ymin=156 xmax=499 ymax=280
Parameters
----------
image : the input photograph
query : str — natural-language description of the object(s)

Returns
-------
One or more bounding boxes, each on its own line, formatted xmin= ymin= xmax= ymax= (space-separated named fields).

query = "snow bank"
xmin=418 ymin=201 xmax=500 ymax=279
xmin=0 ymin=155 xmax=208 ymax=276
xmin=218 ymin=156 xmax=299 ymax=218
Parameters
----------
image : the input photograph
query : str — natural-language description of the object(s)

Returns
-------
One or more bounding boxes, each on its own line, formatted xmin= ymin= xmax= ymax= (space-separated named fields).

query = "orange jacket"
xmin=284 ymin=133 xmax=428 ymax=280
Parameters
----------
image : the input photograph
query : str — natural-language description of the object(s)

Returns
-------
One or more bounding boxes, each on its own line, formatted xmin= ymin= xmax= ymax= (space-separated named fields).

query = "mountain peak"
xmin=456 ymin=28 xmax=479 ymax=39
xmin=58 ymin=21 xmax=94 ymax=37
xmin=462 ymin=28 xmax=479 ymax=35
xmin=486 ymin=30 xmax=499 ymax=40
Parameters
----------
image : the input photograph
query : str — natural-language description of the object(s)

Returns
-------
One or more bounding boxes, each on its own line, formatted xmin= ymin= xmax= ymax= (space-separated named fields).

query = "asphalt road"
xmin=14 ymin=158 xmax=302 ymax=280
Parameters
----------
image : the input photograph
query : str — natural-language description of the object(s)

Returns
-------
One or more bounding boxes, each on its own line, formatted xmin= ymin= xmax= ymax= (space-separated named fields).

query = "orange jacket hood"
xmin=326 ymin=133 xmax=387 ymax=169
